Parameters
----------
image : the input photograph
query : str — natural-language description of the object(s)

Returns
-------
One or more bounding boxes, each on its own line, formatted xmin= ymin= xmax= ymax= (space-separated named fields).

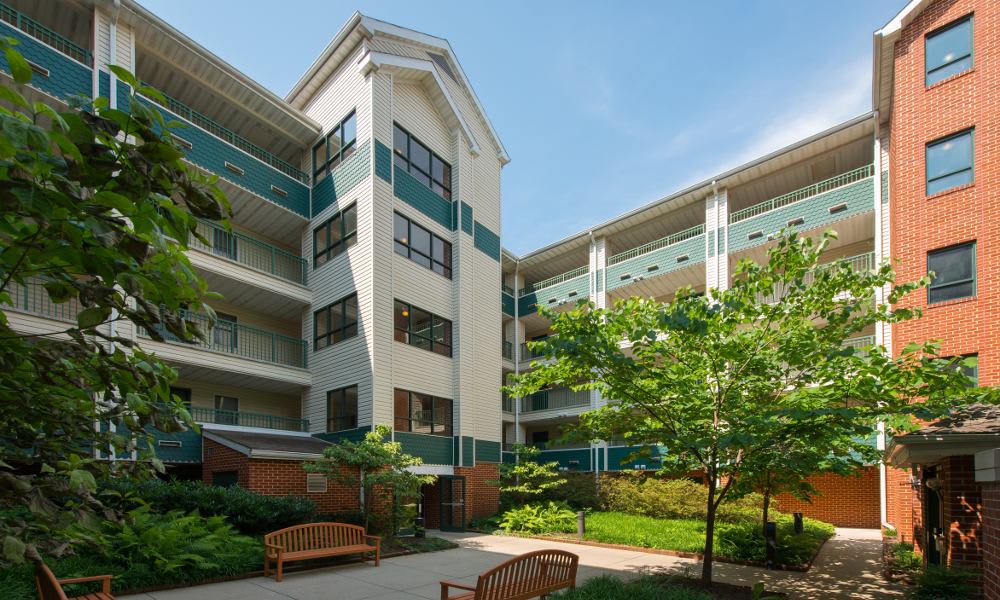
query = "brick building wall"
xmin=941 ymin=456 xmax=984 ymax=569
xmin=455 ymin=463 xmax=500 ymax=522
xmin=202 ymin=438 xmax=251 ymax=487
xmin=983 ymin=481 xmax=999 ymax=600
xmin=774 ymin=467 xmax=881 ymax=528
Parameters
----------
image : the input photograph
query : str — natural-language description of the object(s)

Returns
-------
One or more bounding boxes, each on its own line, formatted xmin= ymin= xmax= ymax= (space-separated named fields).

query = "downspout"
xmin=513 ymin=262 xmax=520 ymax=447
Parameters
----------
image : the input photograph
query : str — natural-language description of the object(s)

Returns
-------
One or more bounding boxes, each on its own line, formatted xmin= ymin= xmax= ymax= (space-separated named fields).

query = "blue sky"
xmin=140 ymin=0 xmax=901 ymax=255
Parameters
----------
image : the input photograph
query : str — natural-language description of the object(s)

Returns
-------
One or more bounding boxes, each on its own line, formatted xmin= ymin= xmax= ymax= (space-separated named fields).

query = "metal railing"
xmin=502 ymin=395 xmax=514 ymax=413
xmin=520 ymin=266 xmax=588 ymax=296
xmin=520 ymin=341 xmax=547 ymax=362
xmin=190 ymin=406 xmax=309 ymax=432
xmin=758 ymin=252 xmax=875 ymax=304
xmin=729 ymin=164 xmax=875 ymax=223
xmin=0 ymin=2 xmax=92 ymax=65
xmin=191 ymin=220 xmax=307 ymax=285
xmin=502 ymin=340 xmax=513 ymax=360
xmin=608 ymin=224 xmax=706 ymax=266
xmin=142 ymin=90 xmax=309 ymax=184
xmin=501 ymin=283 xmax=514 ymax=296
xmin=520 ymin=387 xmax=591 ymax=413
xmin=843 ymin=335 xmax=876 ymax=352
xmin=3 ymin=278 xmax=83 ymax=323
xmin=138 ymin=309 xmax=307 ymax=369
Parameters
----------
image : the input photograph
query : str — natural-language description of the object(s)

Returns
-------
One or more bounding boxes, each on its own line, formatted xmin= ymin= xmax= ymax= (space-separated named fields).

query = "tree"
xmin=507 ymin=230 xmax=994 ymax=583
xmin=489 ymin=443 xmax=567 ymax=509
xmin=0 ymin=38 xmax=229 ymax=565
xmin=304 ymin=425 xmax=435 ymax=533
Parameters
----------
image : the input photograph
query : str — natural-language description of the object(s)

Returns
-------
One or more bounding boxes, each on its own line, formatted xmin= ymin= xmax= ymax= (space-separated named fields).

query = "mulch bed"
xmin=656 ymin=576 xmax=787 ymax=599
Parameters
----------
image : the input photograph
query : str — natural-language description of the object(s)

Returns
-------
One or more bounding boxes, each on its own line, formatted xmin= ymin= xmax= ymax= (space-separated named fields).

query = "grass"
xmin=565 ymin=512 xmax=833 ymax=567
xmin=553 ymin=575 xmax=716 ymax=600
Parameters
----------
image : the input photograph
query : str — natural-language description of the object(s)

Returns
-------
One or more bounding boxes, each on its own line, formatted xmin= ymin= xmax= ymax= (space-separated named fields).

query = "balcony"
xmin=518 ymin=266 xmax=589 ymax=315
xmin=0 ymin=3 xmax=92 ymax=102
xmin=191 ymin=219 xmax=307 ymax=285
xmin=502 ymin=288 xmax=515 ymax=317
xmin=190 ymin=406 xmax=309 ymax=432
xmin=728 ymin=165 xmax=875 ymax=252
xmin=138 ymin=309 xmax=307 ymax=369
xmin=4 ymin=279 xmax=82 ymax=324
xmin=757 ymin=251 xmax=875 ymax=304
xmin=606 ymin=224 xmax=706 ymax=292
xmin=843 ymin=334 xmax=876 ymax=353
xmin=520 ymin=387 xmax=591 ymax=414
xmin=520 ymin=341 xmax=546 ymax=363
xmin=502 ymin=340 xmax=513 ymax=360
xmin=502 ymin=395 xmax=514 ymax=413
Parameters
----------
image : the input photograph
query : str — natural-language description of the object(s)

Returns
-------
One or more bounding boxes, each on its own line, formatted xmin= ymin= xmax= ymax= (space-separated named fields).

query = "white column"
xmin=705 ymin=188 xmax=729 ymax=297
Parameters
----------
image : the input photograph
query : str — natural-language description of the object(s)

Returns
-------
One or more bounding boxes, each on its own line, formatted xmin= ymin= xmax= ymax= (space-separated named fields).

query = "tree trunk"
xmin=702 ymin=475 xmax=717 ymax=584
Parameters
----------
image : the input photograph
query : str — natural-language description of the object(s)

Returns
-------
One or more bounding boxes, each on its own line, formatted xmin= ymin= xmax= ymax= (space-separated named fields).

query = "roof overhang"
xmin=886 ymin=433 xmax=1000 ymax=467
xmin=203 ymin=430 xmax=327 ymax=461
xmin=872 ymin=0 xmax=936 ymax=123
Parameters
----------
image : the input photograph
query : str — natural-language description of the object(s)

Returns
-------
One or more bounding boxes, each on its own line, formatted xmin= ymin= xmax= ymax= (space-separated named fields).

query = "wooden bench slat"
xmin=264 ymin=522 xmax=381 ymax=582
xmin=441 ymin=550 xmax=578 ymax=600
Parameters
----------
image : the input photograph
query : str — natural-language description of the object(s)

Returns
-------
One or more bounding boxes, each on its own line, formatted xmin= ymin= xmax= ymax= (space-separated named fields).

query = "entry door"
xmin=924 ymin=468 xmax=942 ymax=565
xmin=439 ymin=475 xmax=466 ymax=532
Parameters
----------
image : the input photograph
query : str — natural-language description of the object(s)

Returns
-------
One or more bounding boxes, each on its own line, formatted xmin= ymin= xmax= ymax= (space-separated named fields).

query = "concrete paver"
xmin=120 ymin=528 xmax=904 ymax=600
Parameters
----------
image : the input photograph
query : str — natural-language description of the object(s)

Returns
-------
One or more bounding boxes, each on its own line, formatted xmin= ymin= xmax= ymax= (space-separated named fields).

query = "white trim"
xmin=878 ymin=0 xmax=932 ymax=36
xmin=408 ymin=464 xmax=454 ymax=476
xmin=200 ymin=423 xmax=314 ymax=437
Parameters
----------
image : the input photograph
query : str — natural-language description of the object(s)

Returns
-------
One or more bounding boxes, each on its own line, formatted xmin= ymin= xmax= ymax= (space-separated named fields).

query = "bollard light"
xmin=577 ymin=511 xmax=585 ymax=540
xmin=764 ymin=521 xmax=777 ymax=570
xmin=793 ymin=512 xmax=803 ymax=534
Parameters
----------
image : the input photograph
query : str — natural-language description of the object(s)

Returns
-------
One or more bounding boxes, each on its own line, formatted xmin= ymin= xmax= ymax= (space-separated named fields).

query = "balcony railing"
xmin=520 ymin=387 xmax=591 ymax=413
xmin=0 ymin=2 xmax=91 ymax=65
xmin=758 ymin=252 xmax=875 ymax=304
xmin=520 ymin=341 xmax=547 ymax=362
xmin=191 ymin=220 xmax=307 ymax=285
xmin=142 ymin=89 xmax=309 ymax=184
xmin=4 ymin=279 xmax=83 ymax=323
xmin=608 ymin=224 xmax=706 ymax=266
xmin=843 ymin=335 xmax=876 ymax=352
xmin=502 ymin=395 xmax=514 ymax=413
xmin=190 ymin=406 xmax=309 ymax=432
xmin=502 ymin=340 xmax=513 ymax=360
xmin=730 ymin=164 xmax=875 ymax=224
xmin=502 ymin=283 xmax=514 ymax=296
xmin=521 ymin=266 xmax=588 ymax=296
xmin=138 ymin=309 xmax=307 ymax=369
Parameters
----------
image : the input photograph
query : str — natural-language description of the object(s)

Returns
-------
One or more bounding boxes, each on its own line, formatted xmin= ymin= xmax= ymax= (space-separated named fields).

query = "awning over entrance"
xmin=204 ymin=429 xmax=331 ymax=460
xmin=886 ymin=404 xmax=1000 ymax=467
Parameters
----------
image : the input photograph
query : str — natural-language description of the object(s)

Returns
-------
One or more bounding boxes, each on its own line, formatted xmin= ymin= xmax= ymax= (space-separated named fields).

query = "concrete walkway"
xmin=120 ymin=528 xmax=904 ymax=600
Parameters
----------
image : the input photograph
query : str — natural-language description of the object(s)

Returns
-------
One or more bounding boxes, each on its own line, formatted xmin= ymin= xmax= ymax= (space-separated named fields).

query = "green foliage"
xmin=540 ymin=472 xmax=601 ymax=509
xmin=101 ymin=478 xmax=315 ymax=535
xmin=552 ymin=575 xmax=714 ymax=600
xmin=508 ymin=230 xmax=997 ymax=582
xmin=886 ymin=542 xmax=922 ymax=575
xmin=498 ymin=501 xmax=577 ymax=535
xmin=601 ymin=473 xmax=767 ymax=523
xmin=304 ymin=425 xmax=434 ymax=534
xmin=909 ymin=565 xmax=980 ymax=600
xmin=491 ymin=444 xmax=567 ymax=509
xmin=0 ymin=39 xmax=230 ymax=563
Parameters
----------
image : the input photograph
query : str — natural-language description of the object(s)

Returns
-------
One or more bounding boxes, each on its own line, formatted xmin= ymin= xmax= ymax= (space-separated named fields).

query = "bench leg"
xmin=375 ymin=545 xmax=380 ymax=567
xmin=276 ymin=558 xmax=283 ymax=583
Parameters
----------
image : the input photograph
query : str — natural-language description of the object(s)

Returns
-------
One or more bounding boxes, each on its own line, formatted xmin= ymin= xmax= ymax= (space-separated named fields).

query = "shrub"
xmin=552 ymin=575 xmax=714 ymax=600
xmin=600 ymin=473 xmax=766 ymax=523
xmin=102 ymin=478 xmax=315 ymax=535
xmin=541 ymin=472 xmax=601 ymax=509
xmin=887 ymin=542 xmax=922 ymax=575
xmin=909 ymin=565 xmax=980 ymax=600
xmin=499 ymin=501 xmax=577 ymax=534
xmin=714 ymin=514 xmax=834 ymax=565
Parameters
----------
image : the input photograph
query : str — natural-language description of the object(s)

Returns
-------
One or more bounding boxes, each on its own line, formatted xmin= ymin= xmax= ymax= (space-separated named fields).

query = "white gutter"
xmin=873 ymin=110 xmax=890 ymax=530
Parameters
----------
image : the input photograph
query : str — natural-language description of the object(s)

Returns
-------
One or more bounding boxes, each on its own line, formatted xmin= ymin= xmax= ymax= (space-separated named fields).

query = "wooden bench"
xmin=35 ymin=562 xmax=115 ymax=600
xmin=263 ymin=522 xmax=381 ymax=582
xmin=440 ymin=549 xmax=579 ymax=600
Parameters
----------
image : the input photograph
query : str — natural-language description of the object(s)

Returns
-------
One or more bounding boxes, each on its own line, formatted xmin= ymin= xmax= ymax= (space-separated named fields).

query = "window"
xmin=313 ymin=111 xmax=357 ymax=181
xmin=943 ymin=353 xmax=979 ymax=387
xmin=394 ymin=300 xmax=452 ymax=357
xmin=926 ymin=15 xmax=973 ymax=86
xmin=926 ymin=129 xmax=974 ymax=195
xmin=392 ymin=123 xmax=452 ymax=199
xmin=394 ymin=212 xmax=452 ymax=278
xmin=314 ymin=294 xmax=359 ymax=350
xmin=928 ymin=242 xmax=975 ymax=303
xmin=214 ymin=395 xmax=239 ymax=425
xmin=306 ymin=473 xmax=328 ymax=493
xmin=393 ymin=388 xmax=452 ymax=436
xmin=313 ymin=204 xmax=357 ymax=266
xmin=326 ymin=385 xmax=358 ymax=432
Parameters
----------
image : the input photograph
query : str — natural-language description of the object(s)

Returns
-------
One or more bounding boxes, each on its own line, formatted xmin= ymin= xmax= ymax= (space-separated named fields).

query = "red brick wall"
xmin=202 ymin=438 xmax=250 ymax=487
xmin=983 ymin=481 xmax=999 ymax=600
xmin=248 ymin=458 xmax=361 ymax=514
xmin=775 ymin=467 xmax=881 ymax=528
xmin=940 ymin=456 xmax=983 ymax=569
xmin=455 ymin=463 xmax=500 ymax=522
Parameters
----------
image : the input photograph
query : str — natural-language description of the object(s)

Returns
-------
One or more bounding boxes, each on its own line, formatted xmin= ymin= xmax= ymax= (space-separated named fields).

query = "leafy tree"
xmin=489 ymin=443 xmax=567 ymax=509
xmin=304 ymin=425 xmax=434 ymax=533
xmin=0 ymin=38 xmax=229 ymax=564
xmin=508 ymin=231 xmax=994 ymax=583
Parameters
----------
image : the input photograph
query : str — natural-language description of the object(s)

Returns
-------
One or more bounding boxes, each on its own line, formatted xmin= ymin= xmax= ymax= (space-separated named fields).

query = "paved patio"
xmin=120 ymin=528 xmax=904 ymax=600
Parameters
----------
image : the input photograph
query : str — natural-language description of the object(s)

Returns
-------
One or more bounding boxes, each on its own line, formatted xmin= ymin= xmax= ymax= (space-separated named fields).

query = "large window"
xmin=926 ymin=129 xmax=974 ymax=195
xmin=394 ymin=212 xmax=452 ymax=278
xmin=313 ymin=204 xmax=357 ymax=266
xmin=927 ymin=242 xmax=975 ymax=304
xmin=926 ymin=15 xmax=973 ymax=86
xmin=314 ymin=294 xmax=359 ymax=350
xmin=393 ymin=388 xmax=452 ymax=436
xmin=392 ymin=123 xmax=452 ymax=199
xmin=394 ymin=300 xmax=452 ymax=357
xmin=326 ymin=385 xmax=358 ymax=432
xmin=313 ymin=111 xmax=357 ymax=181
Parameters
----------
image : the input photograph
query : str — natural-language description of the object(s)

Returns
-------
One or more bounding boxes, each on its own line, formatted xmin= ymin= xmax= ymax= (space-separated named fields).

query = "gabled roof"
xmin=886 ymin=404 xmax=1000 ymax=467
xmin=285 ymin=13 xmax=509 ymax=164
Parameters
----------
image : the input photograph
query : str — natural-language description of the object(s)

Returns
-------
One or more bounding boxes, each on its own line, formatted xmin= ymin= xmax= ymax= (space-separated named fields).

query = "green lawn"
xmin=576 ymin=512 xmax=833 ymax=567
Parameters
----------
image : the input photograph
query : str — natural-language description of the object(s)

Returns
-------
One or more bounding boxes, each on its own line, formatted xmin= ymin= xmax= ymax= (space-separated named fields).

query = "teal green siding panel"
xmin=148 ymin=427 xmax=203 ymax=464
xmin=606 ymin=233 xmax=705 ymax=292
xmin=597 ymin=448 xmax=605 ymax=471
xmin=881 ymin=170 xmax=888 ymax=204
xmin=462 ymin=436 xmax=474 ymax=467
xmin=518 ymin=294 xmax=538 ymax=316
xmin=314 ymin=426 xmax=371 ymax=444
xmin=728 ymin=177 xmax=875 ymax=252
xmin=518 ymin=273 xmax=589 ymax=314
xmin=502 ymin=291 xmax=515 ymax=316
xmin=537 ymin=448 xmax=591 ymax=471
xmin=473 ymin=221 xmax=501 ymax=262
xmin=476 ymin=440 xmax=501 ymax=463
xmin=394 ymin=165 xmax=453 ymax=229
xmin=312 ymin=140 xmax=372 ymax=216
xmin=397 ymin=432 xmax=453 ymax=465
xmin=374 ymin=139 xmax=392 ymax=183
xmin=607 ymin=445 xmax=666 ymax=471
xmin=98 ymin=70 xmax=109 ymax=100
xmin=461 ymin=202 xmax=474 ymax=235
xmin=0 ymin=21 xmax=92 ymax=103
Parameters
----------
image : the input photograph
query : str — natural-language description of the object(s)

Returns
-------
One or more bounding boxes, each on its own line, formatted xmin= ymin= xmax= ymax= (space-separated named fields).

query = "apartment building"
xmin=3 ymin=0 xmax=998 ymax=575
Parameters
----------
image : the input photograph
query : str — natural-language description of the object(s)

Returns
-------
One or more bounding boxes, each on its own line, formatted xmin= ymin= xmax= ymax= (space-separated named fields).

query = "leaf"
xmin=2 ymin=536 xmax=25 ymax=563
xmin=108 ymin=65 xmax=139 ymax=89
xmin=68 ymin=469 xmax=97 ymax=493
xmin=4 ymin=47 xmax=31 ymax=85
xmin=77 ymin=307 xmax=112 ymax=329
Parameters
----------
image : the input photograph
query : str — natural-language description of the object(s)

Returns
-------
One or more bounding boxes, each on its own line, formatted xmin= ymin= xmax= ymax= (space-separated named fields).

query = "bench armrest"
xmin=58 ymin=574 xmax=112 ymax=594
xmin=264 ymin=542 xmax=284 ymax=558
xmin=440 ymin=579 xmax=476 ymax=599
xmin=365 ymin=535 xmax=381 ymax=545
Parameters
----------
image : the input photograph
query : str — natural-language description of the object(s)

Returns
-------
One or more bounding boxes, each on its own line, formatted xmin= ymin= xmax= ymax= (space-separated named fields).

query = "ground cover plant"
xmin=552 ymin=574 xmax=783 ymax=600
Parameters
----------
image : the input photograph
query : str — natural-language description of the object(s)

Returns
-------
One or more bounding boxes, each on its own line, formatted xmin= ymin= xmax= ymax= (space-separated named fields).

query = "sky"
xmin=139 ymin=0 xmax=903 ymax=255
